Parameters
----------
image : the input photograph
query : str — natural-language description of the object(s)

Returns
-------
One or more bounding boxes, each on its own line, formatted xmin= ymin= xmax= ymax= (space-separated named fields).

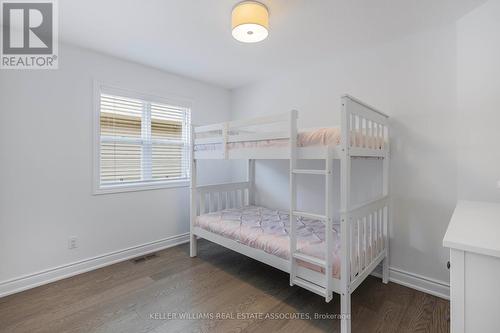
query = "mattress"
xmin=195 ymin=205 xmax=342 ymax=278
xmin=195 ymin=127 xmax=383 ymax=152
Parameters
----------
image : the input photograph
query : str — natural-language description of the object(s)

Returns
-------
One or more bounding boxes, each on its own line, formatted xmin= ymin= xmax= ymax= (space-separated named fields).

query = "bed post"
xmin=382 ymin=126 xmax=390 ymax=284
xmin=288 ymin=110 xmax=298 ymax=286
xmin=325 ymin=150 xmax=334 ymax=302
xmin=340 ymin=96 xmax=352 ymax=333
xmin=247 ymin=159 xmax=255 ymax=205
xmin=190 ymin=125 xmax=197 ymax=258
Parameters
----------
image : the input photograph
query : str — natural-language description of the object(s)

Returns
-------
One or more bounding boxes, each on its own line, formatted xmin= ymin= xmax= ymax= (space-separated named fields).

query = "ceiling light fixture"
xmin=231 ymin=1 xmax=269 ymax=43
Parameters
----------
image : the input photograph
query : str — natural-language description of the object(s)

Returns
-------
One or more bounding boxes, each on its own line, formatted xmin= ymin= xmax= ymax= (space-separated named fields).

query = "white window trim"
xmin=92 ymin=81 xmax=193 ymax=195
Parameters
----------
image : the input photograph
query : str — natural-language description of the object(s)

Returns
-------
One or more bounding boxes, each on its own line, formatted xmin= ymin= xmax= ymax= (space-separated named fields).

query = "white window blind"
xmin=98 ymin=91 xmax=191 ymax=191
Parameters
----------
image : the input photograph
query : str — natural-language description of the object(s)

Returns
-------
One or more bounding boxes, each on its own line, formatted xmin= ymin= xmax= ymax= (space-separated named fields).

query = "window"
xmin=94 ymin=85 xmax=191 ymax=193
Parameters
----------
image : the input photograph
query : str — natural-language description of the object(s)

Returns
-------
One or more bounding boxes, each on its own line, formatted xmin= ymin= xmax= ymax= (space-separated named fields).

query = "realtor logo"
xmin=1 ymin=0 xmax=58 ymax=69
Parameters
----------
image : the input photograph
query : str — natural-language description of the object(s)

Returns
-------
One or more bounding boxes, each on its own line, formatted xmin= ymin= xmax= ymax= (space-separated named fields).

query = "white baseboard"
xmin=372 ymin=266 xmax=450 ymax=300
xmin=1 ymin=235 xmax=450 ymax=302
xmin=0 ymin=233 xmax=190 ymax=299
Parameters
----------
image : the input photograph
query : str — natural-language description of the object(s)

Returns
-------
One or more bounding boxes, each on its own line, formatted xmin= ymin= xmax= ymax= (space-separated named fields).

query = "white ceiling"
xmin=60 ymin=0 xmax=485 ymax=89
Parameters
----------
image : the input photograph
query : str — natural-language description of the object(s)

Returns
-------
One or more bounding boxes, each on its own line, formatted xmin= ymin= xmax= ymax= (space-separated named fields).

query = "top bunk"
xmin=192 ymin=95 xmax=389 ymax=160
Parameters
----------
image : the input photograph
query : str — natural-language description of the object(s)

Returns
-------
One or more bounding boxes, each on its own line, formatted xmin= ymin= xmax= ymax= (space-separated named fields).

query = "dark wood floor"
xmin=0 ymin=240 xmax=449 ymax=333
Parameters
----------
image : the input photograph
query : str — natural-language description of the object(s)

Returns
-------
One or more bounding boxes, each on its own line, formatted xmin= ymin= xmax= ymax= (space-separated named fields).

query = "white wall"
xmin=231 ymin=24 xmax=458 ymax=291
xmin=457 ymin=0 xmax=500 ymax=202
xmin=0 ymin=44 xmax=232 ymax=293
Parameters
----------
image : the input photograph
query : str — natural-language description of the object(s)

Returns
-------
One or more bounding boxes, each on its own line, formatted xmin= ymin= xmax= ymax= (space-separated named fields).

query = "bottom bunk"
xmin=192 ymin=204 xmax=387 ymax=299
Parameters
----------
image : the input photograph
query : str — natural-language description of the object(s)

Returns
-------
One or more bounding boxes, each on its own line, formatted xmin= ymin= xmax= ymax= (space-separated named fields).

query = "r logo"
xmin=2 ymin=2 xmax=53 ymax=54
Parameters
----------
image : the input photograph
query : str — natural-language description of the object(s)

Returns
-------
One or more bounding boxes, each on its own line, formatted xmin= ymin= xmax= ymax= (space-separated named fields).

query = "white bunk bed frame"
xmin=189 ymin=95 xmax=390 ymax=333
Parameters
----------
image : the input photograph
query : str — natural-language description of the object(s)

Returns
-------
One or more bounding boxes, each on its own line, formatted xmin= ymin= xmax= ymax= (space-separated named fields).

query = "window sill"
xmin=93 ymin=180 xmax=190 ymax=195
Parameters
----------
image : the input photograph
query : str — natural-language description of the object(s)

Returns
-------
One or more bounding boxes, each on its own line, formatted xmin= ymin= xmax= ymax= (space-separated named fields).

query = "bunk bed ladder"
xmin=288 ymin=110 xmax=333 ymax=302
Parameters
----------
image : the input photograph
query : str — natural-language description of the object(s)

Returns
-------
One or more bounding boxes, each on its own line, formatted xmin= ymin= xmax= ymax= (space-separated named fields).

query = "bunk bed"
xmin=189 ymin=95 xmax=390 ymax=333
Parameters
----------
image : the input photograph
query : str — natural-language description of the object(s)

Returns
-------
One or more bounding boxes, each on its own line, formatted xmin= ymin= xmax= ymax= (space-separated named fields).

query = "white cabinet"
xmin=443 ymin=201 xmax=500 ymax=333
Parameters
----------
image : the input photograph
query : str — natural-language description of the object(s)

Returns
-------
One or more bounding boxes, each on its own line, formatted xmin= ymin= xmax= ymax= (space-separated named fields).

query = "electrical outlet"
xmin=68 ymin=237 xmax=77 ymax=249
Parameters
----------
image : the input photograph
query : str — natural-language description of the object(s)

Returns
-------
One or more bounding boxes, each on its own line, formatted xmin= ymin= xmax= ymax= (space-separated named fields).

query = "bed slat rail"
xmin=196 ymin=181 xmax=250 ymax=214
xmin=347 ymin=196 xmax=388 ymax=288
xmin=228 ymin=131 xmax=289 ymax=143
xmin=342 ymin=95 xmax=389 ymax=156
xmin=193 ymin=112 xmax=292 ymax=160
xmin=227 ymin=113 xmax=290 ymax=145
